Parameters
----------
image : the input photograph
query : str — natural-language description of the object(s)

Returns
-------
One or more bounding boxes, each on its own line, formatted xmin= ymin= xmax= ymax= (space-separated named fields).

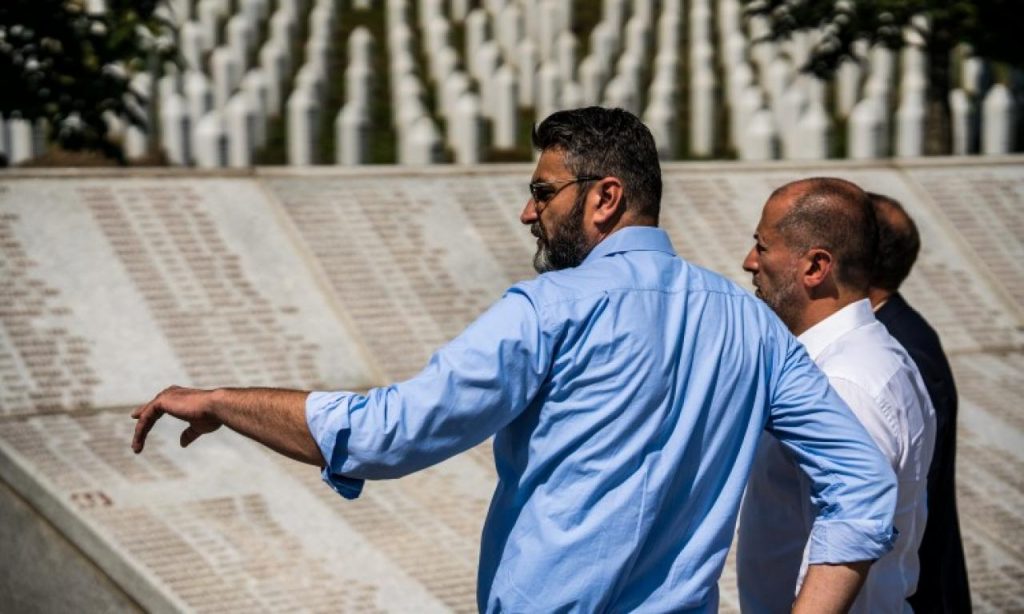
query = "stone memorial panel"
xmin=0 ymin=411 xmax=488 ymax=612
xmin=265 ymin=173 xmax=534 ymax=382
xmin=0 ymin=178 xmax=375 ymax=417
xmin=842 ymin=166 xmax=1022 ymax=352
xmin=949 ymin=352 xmax=1024 ymax=613
xmin=657 ymin=166 xmax=1023 ymax=353
xmin=905 ymin=165 xmax=1024 ymax=320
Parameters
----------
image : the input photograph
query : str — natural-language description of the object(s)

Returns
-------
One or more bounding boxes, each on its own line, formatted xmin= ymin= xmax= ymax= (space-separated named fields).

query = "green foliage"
xmin=963 ymin=0 xmax=1024 ymax=68
xmin=742 ymin=0 xmax=1023 ymax=154
xmin=0 ymin=0 xmax=178 ymax=161
xmin=741 ymin=0 xmax=1022 ymax=78
xmin=571 ymin=0 xmax=603 ymax=60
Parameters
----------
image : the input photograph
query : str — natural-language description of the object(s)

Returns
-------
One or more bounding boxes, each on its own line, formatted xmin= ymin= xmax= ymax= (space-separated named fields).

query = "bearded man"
xmin=737 ymin=177 xmax=936 ymax=614
xmin=131 ymin=109 xmax=897 ymax=612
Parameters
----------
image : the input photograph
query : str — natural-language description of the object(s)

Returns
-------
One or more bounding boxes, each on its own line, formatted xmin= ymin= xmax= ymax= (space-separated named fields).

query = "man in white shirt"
xmin=736 ymin=177 xmax=936 ymax=613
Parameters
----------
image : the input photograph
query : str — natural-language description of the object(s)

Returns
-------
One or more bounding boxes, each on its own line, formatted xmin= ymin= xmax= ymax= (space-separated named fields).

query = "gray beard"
xmin=532 ymin=193 xmax=592 ymax=273
xmin=758 ymin=275 xmax=802 ymax=333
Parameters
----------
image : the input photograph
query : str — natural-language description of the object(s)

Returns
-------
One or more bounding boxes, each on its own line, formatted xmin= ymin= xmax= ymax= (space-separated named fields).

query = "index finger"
xmin=131 ymin=400 xmax=164 ymax=454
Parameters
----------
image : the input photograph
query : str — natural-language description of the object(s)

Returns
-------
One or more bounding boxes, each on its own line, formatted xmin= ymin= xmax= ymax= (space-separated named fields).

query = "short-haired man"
xmin=131 ymin=109 xmax=897 ymax=612
xmin=738 ymin=177 xmax=937 ymax=613
xmin=868 ymin=192 xmax=971 ymax=613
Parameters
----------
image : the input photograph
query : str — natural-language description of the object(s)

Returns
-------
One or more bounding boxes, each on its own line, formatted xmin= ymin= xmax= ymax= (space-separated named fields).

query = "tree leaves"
xmin=740 ymin=0 xmax=1021 ymax=78
xmin=739 ymin=0 xmax=1022 ymax=154
xmin=0 ymin=0 xmax=178 ymax=162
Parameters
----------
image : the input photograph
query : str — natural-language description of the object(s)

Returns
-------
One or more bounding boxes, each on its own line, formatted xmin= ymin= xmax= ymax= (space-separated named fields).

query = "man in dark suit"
xmin=868 ymin=193 xmax=972 ymax=613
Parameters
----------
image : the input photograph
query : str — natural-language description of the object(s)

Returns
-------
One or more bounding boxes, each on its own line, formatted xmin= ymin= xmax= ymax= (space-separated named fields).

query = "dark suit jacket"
xmin=876 ymin=293 xmax=971 ymax=613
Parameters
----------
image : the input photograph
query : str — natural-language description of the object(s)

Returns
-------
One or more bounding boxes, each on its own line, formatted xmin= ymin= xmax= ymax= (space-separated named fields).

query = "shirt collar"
xmin=582 ymin=226 xmax=677 ymax=265
xmin=797 ymin=298 xmax=876 ymax=360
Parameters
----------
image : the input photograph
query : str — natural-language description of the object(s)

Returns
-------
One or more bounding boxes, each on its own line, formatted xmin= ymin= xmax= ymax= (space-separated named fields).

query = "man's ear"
xmin=801 ymin=248 xmax=833 ymax=289
xmin=591 ymin=177 xmax=624 ymax=226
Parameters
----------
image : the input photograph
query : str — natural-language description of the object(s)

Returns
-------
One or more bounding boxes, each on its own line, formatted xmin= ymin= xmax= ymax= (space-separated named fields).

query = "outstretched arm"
xmin=131 ymin=287 xmax=550 ymax=497
xmin=793 ymin=561 xmax=871 ymax=613
xmin=131 ymin=386 xmax=323 ymax=465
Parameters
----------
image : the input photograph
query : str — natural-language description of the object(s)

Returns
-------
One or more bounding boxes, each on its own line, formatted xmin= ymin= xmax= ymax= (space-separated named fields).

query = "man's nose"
xmin=742 ymin=247 xmax=758 ymax=273
xmin=520 ymin=198 xmax=538 ymax=225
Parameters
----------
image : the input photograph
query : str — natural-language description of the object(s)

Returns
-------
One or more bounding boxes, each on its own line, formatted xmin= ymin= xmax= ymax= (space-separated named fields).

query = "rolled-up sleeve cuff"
xmin=306 ymin=390 xmax=365 ymax=500
xmin=806 ymin=520 xmax=897 ymax=564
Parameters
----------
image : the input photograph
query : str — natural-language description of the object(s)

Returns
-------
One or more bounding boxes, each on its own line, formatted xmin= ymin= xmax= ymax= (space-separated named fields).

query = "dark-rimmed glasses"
xmin=528 ymin=176 xmax=602 ymax=205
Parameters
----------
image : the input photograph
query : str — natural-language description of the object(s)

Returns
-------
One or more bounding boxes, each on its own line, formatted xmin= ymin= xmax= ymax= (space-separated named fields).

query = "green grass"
xmin=709 ymin=0 xmax=736 ymax=159
xmin=406 ymin=0 xmax=453 ymax=162
xmin=572 ymin=0 xmax=603 ymax=61
xmin=255 ymin=0 xmax=314 ymax=164
xmin=676 ymin=0 xmax=692 ymax=158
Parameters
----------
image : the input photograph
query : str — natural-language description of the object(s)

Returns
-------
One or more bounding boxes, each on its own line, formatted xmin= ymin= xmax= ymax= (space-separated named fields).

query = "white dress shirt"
xmin=737 ymin=299 xmax=936 ymax=614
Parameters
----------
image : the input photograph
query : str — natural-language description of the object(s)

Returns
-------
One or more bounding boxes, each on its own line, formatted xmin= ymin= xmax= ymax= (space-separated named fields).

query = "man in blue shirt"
xmin=131 ymin=108 xmax=897 ymax=612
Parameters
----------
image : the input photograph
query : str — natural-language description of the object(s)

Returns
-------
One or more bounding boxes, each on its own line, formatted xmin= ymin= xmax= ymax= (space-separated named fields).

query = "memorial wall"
xmin=1 ymin=158 xmax=1022 ymax=612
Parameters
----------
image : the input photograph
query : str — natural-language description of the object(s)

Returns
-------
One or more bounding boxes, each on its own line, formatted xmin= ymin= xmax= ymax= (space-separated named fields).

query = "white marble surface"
xmin=0 ymin=178 xmax=377 ymax=417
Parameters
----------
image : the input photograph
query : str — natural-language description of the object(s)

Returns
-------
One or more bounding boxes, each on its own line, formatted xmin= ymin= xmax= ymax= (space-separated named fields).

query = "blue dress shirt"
xmin=306 ymin=227 xmax=897 ymax=612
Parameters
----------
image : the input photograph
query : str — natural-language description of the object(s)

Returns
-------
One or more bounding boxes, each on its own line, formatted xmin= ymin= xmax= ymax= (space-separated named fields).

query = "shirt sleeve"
xmin=827 ymin=377 xmax=902 ymax=472
xmin=306 ymin=286 xmax=552 ymax=499
xmin=765 ymin=337 xmax=898 ymax=565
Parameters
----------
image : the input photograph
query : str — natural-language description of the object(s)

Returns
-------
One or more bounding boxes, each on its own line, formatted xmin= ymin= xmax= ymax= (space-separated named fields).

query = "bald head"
xmin=869 ymin=193 xmax=920 ymax=292
xmin=770 ymin=177 xmax=878 ymax=292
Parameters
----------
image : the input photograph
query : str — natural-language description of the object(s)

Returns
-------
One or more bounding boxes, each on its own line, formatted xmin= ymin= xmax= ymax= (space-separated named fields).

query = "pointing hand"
xmin=131 ymin=386 xmax=222 ymax=453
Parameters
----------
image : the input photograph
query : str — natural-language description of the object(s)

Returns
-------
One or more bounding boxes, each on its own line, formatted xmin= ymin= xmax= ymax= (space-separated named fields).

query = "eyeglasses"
xmin=528 ymin=175 xmax=602 ymax=205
